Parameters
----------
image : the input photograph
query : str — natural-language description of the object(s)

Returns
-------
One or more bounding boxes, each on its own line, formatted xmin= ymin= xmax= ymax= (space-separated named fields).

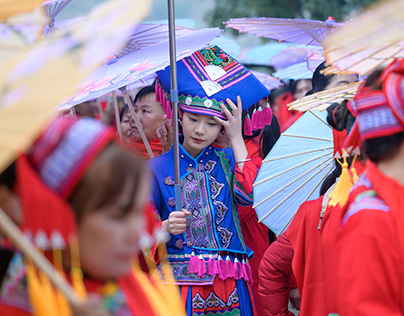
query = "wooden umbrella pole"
xmin=121 ymin=88 xmax=154 ymax=159
xmin=0 ymin=207 xmax=82 ymax=306
xmin=112 ymin=91 xmax=123 ymax=141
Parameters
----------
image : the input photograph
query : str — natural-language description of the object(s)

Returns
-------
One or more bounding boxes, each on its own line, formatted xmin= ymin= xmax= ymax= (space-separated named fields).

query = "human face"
xmin=180 ymin=111 xmax=222 ymax=158
xmin=77 ymin=175 xmax=149 ymax=281
xmin=120 ymin=111 xmax=132 ymax=143
xmin=294 ymin=79 xmax=313 ymax=99
xmin=131 ymin=93 xmax=165 ymax=141
xmin=326 ymin=73 xmax=358 ymax=90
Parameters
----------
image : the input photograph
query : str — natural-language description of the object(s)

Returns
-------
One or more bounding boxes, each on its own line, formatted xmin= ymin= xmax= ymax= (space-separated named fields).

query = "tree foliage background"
xmin=205 ymin=0 xmax=381 ymax=30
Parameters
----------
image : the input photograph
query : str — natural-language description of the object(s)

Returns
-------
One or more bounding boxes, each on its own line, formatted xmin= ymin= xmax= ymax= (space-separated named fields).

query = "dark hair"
xmin=69 ymin=143 xmax=147 ymax=223
xmin=259 ymin=115 xmax=281 ymax=158
xmin=363 ymin=132 xmax=404 ymax=163
xmin=119 ymin=103 xmax=129 ymax=122
xmin=0 ymin=162 xmax=16 ymax=190
xmin=133 ymin=85 xmax=156 ymax=104
xmin=312 ymin=62 xmax=336 ymax=92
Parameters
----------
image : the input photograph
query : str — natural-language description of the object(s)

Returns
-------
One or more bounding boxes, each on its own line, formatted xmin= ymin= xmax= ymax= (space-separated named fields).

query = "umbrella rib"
xmin=257 ymin=158 xmax=334 ymax=222
xmin=308 ymin=110 xmax=332 ymax=129
xmin=282 ymin=134 xmax=332 ymax=142
xmin=254 ymin=157 xmax=334 ymax=209
xmin=254 ymin=150 xmax=333 ymax=186
xmin=262 ymin=146 xmax=334 ymax=163
xmin=275 ymin=165 xmax=333 ymax=237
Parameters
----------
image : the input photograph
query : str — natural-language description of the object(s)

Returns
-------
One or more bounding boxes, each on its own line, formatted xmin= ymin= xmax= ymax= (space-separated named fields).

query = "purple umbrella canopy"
xmin=226 ymin=16 xmax=346 ymax=47
xmin=59 ymin=27 xmax=222 ymax=109
xmin=269 ymin=45 xmax=321 ymax=69
xmin=250 ymin=70 xmax=283 ymax=91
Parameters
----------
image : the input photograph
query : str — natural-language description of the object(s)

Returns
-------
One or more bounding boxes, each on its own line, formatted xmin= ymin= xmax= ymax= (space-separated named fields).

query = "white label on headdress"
xmin=204 ymin=99 xmax=213 ymax=108
xmin=34 ymin=229 xmax=50 ymax=250
xmin=204 ymin=65 xmax=226 ymax=81
xmin=200 ymin=81 xmax=222 ymax=97
xmin=50 ymin=230 xmax=66 ymax=249
xmin=186 ymin=97 xmax=192 ymax=105
xmin=334 ymin=152 xmax=341 ymax=159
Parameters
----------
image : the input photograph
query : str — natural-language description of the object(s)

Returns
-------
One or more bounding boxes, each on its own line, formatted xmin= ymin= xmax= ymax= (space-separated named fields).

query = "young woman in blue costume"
xmin=149 ymin=93 xmax=258 ymax=315
xmin=149 ymin=45 xmax=271 ymax=316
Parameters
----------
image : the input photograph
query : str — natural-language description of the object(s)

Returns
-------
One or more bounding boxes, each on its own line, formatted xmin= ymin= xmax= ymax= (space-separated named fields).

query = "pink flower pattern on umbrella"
xmin=72 ymin=75 xmax=117 ymax=101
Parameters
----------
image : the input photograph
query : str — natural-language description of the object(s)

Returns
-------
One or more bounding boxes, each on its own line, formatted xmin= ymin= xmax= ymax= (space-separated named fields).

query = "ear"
xmin=178 ymin=108 xmax=184 ymax=125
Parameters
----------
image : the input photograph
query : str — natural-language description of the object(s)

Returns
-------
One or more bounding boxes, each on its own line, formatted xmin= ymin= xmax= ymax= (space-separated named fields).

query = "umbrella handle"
xmin=112 ymin=91 xmax=123 ymax=141
xmin=0 ymin=207 xmax=82 ymax=306
xmin=121 ymin=90 xmax=154 ymax=159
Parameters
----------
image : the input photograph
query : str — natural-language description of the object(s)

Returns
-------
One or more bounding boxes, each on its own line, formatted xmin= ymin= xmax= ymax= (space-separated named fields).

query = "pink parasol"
xmin=60 ymin=27 xmax=222 ymax=109
xmin=226 ymin=16 xmax=346 ymax=47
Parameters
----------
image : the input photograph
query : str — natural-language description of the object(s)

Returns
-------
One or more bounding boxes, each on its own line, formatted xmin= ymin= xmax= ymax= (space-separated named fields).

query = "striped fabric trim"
xmin=341 ymin=190 xmax=390 ymax=226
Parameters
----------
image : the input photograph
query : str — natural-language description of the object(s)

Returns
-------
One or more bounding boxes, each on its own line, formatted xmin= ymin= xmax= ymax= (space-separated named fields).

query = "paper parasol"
xmin=0 ymin=0 xmax=152 ymax=173
xmin=226 ymin=16 xmax=345 ymax=47
xmin=288 ymin=81 xmax=361 ymax=112
xmin=253 ymin=110 xmax=334 ymax=236
xmin=324 ymin=0 xmax=404 ymax=76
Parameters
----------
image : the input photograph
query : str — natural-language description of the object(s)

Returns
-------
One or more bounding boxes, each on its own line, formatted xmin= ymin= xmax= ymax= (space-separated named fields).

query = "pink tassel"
xmin=251 ymin=108 xmax=258 ymax=131
xmin=240 ymin=258 xmax=248 ymax=281
xmin=233 ymin=257 xmax=241 ymax=280
xmin=244 ymin=114 xmax=253 ymax=136
xmin=197 ymin=253 xmax=207 ymax=278
xmin=246 ymin=259 xmax=253 ymax=285
xmin=257 ymin=106 xmax=265 ymax=129
xmin=217 ymin=255 xmax=227 ymax=280
xmin=166 ymin=99 xmax=172 ymax=120
xmin=225 ymin=255 xmax=235 ymax=278
xmin=189 ymin=251 xmax=198 ymax=274
xmin=263 ymin=103 xmax=273 ymax=126
xmin=208 ymin=253 xmax=218 ymax=276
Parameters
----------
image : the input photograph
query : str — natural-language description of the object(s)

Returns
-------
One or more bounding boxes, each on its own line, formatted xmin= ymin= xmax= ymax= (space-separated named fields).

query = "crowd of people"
xmin=0 ymin=21 xmax=404 ymax=316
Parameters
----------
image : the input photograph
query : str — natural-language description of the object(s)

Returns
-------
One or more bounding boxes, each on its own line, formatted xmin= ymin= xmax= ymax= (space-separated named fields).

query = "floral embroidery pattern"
xmin=164 ymin=176 xmax=175 ymax=186
xmin=167 ymin=197 xmax=175 ymax=207
xmin=217 ymin=226 xmax=234 ymax=249
xmin=182 ymin=172 xmax=219 ymax=249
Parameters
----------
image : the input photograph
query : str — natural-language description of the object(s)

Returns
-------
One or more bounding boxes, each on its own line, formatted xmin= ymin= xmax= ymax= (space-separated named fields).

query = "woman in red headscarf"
xmin=0 ymin=116 xmax=184 ymax=316
xmin=323 ymin=59 xmax=404 ymax=315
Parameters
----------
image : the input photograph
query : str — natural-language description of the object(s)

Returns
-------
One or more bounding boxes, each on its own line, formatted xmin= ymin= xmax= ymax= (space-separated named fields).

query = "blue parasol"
xmin=253 ymin=110 xmax=334 ymax=236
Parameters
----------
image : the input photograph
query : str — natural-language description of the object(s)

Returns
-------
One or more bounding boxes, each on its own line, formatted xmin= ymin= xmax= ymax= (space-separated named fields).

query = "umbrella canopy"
xmin=253 ymin=110 xmax=334 ymax=236
xmin=269 ymin=45 xmax=320 ymax=69
xmin=238 ymin=43 xmax=292 ymax=66
xmin=325 ymin=0 xmax=404 ymax=63
xmin=42 ymin=0 xmax=72 ymax=23
xmin=0 ymin=0 xmax=152 ymax=173
xmin=226 ymin=16 xmax=346 ymax=47
xmin=273 ymin=61 xmax=314 ymax=80
xmin=0 ymin=7 xmax=49 ymax=61
xmin=288 ymin=81 xmax=361 ymax=112
xmin=61 ymin=27 xmax=222 ymax=109
xmin=0 ymin=0 xmax=46 ymax=22
xmin=324 ymin=41 xmax=404 ymax=76
xmin=324 ymin=0 xmax=404 ymax=76
xmin=251 ymin=70 xmax=283 ymax=91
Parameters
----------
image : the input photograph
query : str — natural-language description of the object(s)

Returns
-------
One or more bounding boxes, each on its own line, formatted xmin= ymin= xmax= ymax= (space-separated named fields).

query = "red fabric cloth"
xmin=235 ymin=138 xmax=270 ymax=316
xmin=273 ymin=91 xmax=295 ymax=130
xmin=128 ymin=137 xmax=163 ymax=159
xmin=285 ymin=197 xmax=326 ymax=316
xmin=322 ymin=160 xmax=404 ymax=315
xmin=258 ymin=233 xmax=296 ymax=316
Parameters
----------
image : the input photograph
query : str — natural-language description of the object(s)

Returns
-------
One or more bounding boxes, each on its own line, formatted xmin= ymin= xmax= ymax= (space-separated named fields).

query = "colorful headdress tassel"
xmin=328 ymin=150 xmax=353 ymax=207
xmin=244 ymin=114 xmax=253 ymax=136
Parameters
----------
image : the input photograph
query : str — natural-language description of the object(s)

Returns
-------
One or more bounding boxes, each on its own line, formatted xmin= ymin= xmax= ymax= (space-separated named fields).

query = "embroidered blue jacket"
xmin=149 ymin=142 xmax=254 ymax=285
